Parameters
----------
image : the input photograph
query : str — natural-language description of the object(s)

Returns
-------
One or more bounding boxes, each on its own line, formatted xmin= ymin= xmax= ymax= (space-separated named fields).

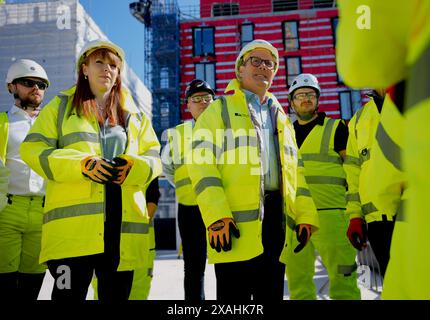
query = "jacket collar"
xmin=225 ymin=79 xmax=281 ymax=104
xmin=60 ymin=85 xmax=140 ymax=114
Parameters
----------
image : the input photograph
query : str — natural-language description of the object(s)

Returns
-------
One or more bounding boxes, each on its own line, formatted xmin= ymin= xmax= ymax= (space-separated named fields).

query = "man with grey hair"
xmin=187 ymin=39 xmax=319 ymax=300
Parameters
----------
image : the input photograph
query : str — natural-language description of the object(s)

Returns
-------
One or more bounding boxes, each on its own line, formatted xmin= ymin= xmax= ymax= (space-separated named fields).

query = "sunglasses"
xmin=245 ymin=56 xmax=277 ymax=70
xmin=190 ymin=94 xmax=213 ymax=103
xmin=14 ymin=78 xmax=48 ymax=90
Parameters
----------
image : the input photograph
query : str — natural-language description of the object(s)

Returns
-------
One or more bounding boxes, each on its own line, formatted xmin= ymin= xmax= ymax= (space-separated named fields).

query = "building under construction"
xmin=130 ymin=0 xmax=181 ymax=141
xmin=130 ymin=0 xmax=181 ymax=250
xmin=0 ymin=0 xmax=152 ymax=117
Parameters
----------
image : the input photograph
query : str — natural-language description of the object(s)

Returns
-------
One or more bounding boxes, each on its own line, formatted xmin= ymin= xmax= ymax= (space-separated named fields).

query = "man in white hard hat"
xmin=0 ymin=59 xmax=49 ymax=300
xmin=187 ymin=39 xmax=319 ymax=300
xmin=280 ymin=73 xmax=360 ymax=299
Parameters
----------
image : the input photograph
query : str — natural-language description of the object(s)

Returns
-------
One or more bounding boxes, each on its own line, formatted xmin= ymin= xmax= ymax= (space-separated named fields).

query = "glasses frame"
xmin=189 ymin=94 xmax=213 ymax=103
xmin=14 ymin=78 xmax=48 ymax=90
xmin=245 ymin=56 xmax=277 ymax=70
xmin=293 ymin=92 xmax=318 ymax=101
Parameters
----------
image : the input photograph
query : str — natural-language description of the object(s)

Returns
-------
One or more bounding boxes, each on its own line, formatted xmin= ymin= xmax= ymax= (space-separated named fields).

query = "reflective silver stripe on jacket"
xmin=39 ymin=148 xmax=56 ymax=180
xmin=344 ymin=156 xmax=360 ymax=166
xmin=305 ymin=176 xmax=346 ymax=186
xmin=24 ymin=133 xmax=57 ymax=147
xmin=396 ymin=199 xmax=405 ymax=222
xmin=194 ymin=176 xmax=223 ymax=195
xmin=354 ymin=107 xmax=364 ymax=140
xmin=175 ymin=177 xmax=191 ymax=189
xmin=286 ymin=214 xmax=296 ymax=230
xmin=302 ymin=153 xmax=343 ymax=164
xmin=61 ymin=132 xmax=99 ymax=147
xmin=346 ymin=192 xmax=361 ymax=202
xmin=375 ymin=122 xmax=402 ymax=171
xmin=320 ymin=118 xmax=336 ymax=154
xmin=362 ymin=202 xmax=378 ymax=215
xmin=232 ymin=209 xmax=259 ymax=223
xmin=192 ymin=140 xmax=222 ymax=159
xmin=57 ymin=95 xmax=68 ymax=148
xmin=405 ymin=43 xmax=430 ymax=111
xmin=121 ymin=221 xmax=150 ymax=234
xmin=43 ymin=202 xmax=104 ymax=223
xmin=296 ymin=187 xmax=312 ymax=197
xmin=301 ymin=118 xmax=340 ymax=164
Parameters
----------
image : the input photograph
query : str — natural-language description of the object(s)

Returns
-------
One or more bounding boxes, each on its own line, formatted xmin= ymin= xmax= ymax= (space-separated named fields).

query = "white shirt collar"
xmin=9 ymin=104 xmax=38 ymax=120
xmin=9 ymin=104 xmax=28 ymax=115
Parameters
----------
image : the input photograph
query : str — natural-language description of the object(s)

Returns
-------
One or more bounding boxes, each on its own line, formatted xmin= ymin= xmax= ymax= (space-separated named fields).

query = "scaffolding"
xmin=130 ymin=0 xmax=181 ymax=141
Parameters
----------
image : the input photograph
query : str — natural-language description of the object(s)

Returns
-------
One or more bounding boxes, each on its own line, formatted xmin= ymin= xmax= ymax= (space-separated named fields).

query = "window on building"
xmin=240 ymin=23 xmax=254 ymax=48
xmin=332 ymin=17 xmax=339 ymax=46
xmin=285 ymin=56 xmax=302 ymax=86
xmin=314 ymin=0 xmax=336 ymax=9
xmin=339 ymin=90 xmax=362 ymax=120
xmin=195 ymin=63 xmax=216 ymax=90
xmin=193 ymin=27 xmax=215 ymax=57
xmin=160 ymin=102 xmax=170 ymax=128
xmin=160 ymin=67 xmax=169 ymax=89
xmin=273 ymin=0 xmax=298 ymax=12
xmin=283 ymin=21 xmax=299 ymax=51
xmin=212 ymin=3 xmax=239 ymax=17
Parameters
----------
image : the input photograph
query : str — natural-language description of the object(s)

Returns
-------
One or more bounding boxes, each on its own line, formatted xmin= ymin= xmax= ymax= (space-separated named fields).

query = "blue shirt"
xmin=99 ymin=119 xmax=127 ymax=160
xmin=243 ymin=90 xmax=280 ymax=191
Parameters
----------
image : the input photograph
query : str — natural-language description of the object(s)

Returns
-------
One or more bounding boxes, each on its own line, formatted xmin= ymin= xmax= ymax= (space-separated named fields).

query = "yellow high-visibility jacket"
xmin=20 ymin=86 xmax=162 ymax=271
xmin=187 ymin=79 xmax=319 ymax=264
xmin=337 ymin=0 xmax=430 ymax=299
xmin=299 ymin=117 xmax=346 ymax=210
xmin=364 ymin=96 xmax=405 ymax=219
xmin=166 ymin=121 xmax=197 ymax=205
xmin=344 ymin=98 xmax=395 ymax=223
xmin=0 ymin=112 xmax=8 ymax=165
xmin=0 ymin=112 xmax=10 ymax=209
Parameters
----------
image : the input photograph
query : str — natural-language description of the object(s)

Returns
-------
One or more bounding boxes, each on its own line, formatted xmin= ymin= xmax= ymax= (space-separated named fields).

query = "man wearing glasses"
xmin=282 ymin=73 xmax=360 ymax=299
xmin=187 ymin=40 xmax=319 ymax=300
xmin=161 ymin=79 xmax=215 ymax=300
xmin=0 ymin=59 xmax=50 ymax=300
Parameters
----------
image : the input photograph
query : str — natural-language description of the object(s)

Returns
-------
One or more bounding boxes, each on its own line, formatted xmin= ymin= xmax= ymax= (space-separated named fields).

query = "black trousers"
xmin=0 ymin=272 xmax=45 ymax=300
xmin=47 ymin=254 xmax=134 ymax=301
xmin=367 ymin=219 xmax=395 ymax=278
xmin=47 ymin=184 xmax=133 ymax=301
xmin=215 ymin=191 xmax=286 ymax=300
xmin=177 ymin=204 xmax=207 ymax=301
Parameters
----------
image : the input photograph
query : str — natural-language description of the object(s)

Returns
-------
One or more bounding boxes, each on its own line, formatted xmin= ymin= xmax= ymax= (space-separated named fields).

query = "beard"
xmin=297 ymin=111 xmax=316 ymax=121
xmin=14 ymin=92 xmax=43 ymax=110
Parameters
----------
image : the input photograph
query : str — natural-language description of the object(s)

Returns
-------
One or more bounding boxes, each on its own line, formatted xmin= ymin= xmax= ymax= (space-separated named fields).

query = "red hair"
xmin=72 ymin=48 xmax=125 ymax=127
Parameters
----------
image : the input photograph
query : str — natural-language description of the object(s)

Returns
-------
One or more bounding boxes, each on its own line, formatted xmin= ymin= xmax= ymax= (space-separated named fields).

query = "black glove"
xmin=294 ymin=224 xmax=312 ymax=253
xmin=111 ymin=157 xmax=134 ymax=185
xmin=208 ymin=218 xmax=240 ymax=253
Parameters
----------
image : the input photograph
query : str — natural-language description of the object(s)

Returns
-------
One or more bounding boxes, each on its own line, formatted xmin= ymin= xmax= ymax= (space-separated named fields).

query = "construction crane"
xmin=129 ymin=0 xmax=152 ymax=27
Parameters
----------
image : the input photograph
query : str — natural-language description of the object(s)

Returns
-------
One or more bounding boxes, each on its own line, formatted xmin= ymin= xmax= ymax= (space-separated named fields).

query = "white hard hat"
xmin=77 ymin=40 xmax=125 ymax=71
xmin=5 ymin=59 xmax=50 ymax=91
xmin=235 ymin=39 xmax=279 ymax=78
xmin=288 ymin=73 xmax=321 ymax=98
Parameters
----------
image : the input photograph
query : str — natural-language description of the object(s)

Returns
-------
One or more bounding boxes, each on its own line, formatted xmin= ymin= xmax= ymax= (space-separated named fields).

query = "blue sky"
xmin=80 ymin=0 xmax=199 ymax=83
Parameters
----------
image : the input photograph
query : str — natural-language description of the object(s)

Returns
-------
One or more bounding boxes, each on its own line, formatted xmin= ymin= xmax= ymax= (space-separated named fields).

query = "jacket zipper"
xmin=97 ymin=119 xmax=107 ymax=222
